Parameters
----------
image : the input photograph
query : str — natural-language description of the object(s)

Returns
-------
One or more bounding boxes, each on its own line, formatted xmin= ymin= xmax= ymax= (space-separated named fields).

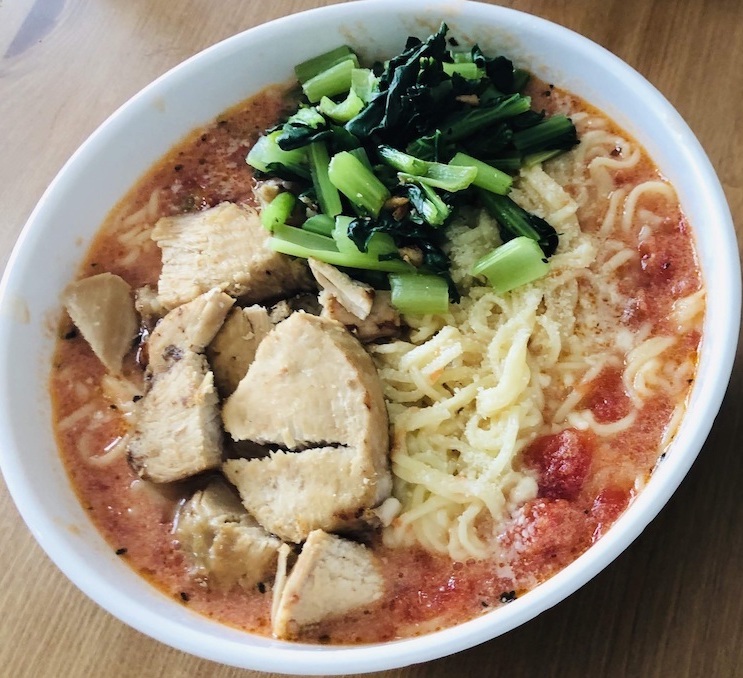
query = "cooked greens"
xmin=247 ymin=24 xmax=579 ymax=313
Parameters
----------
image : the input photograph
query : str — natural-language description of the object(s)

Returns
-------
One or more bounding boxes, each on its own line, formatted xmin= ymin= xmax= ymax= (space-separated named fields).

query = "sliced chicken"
xmin=224 ymin=446 xmax=385 ymax=543
xmin=152 ymin=202 xmax=311 ymax=309
xmin=128 ymin=352 xmax=221 ymax=483
xmin=308 ymin=258 xmax=374 ymax=319
xmin=222 ymin=312 xmax=391 ymax=540
xmin=319 ymin=289 xmax=401 ymax=343
xmin=206 ymin=305 xmax=272 ymax=397
xmin=271 ymin=530 xmax=384 ymax=639
xmin=147 ymin=288 xmax=234 ymax=375
xmin=175 ymin=480 xmax=282 ymax=590
xmin=223 ymin=313 xmax=389 ymax=457
xmin=62 ymin=272 xmax=138 ymax=373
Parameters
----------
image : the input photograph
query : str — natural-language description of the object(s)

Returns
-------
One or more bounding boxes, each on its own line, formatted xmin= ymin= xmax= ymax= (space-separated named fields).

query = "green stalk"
xmin=381 ymin=146 xmax=477 ymax=191
xmin=308 ymin=141 xmax=342 ymax=217
xmin=389 ymin=273 xmax=450 ymax=315
xmin=404 ymin=182 xmax=450 ymax=226
xmin=449 ymin=152 xmax=512 ymax=194
xmin=487 ymin=152 xmax=523 ymax=173
xmin=332 ymin=215 xmax=358 ymax=254
xmin=419 ymin=183 xmax=451 ymax=226
xmin=260 ymin=191 xmax=296 ymax=232
xmin=378 ymin=145 xmax=429 ymax=174
xmin=441 ymin=93 xmax=532 ymax=141
xmin=479 ymin=190 xmax=558 ymax=255
xmin=302 ymin=58 xmax=357 ymax=103
xmin=319 ymin=90 xmax=365 ymax=123
xmin=351 ymin=68 xmax=379 ymax=103
xmin=269 ymin=224 xmax=411 ymax=273
xmin=302 ymin=214 xmax=335 ymax=236
xmin=471 ymin=236 xmax=549 ymax=293
xmin=295 ymin=45 xmax=358 ymax=84
xmin=399 ymin=162 xmax=476 ymax=191
xmin=246 ymin=131 xmax=309 ymax=179
xmin=332 ymin=215 xmax=398 ymax=258
xmin=365 ymin=232 xmax=398 ymax=257
xmin=346 ymin=147 xmax=375 ymax=173
xmin=273 ymin=222 xmax=338 ymax=251
xmin=328 ymin=151 xmax=390 ymax=216
xmin=512 ymin=115 xmax=578 ymax=155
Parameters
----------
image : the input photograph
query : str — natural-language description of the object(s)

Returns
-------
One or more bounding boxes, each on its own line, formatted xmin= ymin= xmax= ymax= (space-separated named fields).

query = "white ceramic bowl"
xmin=0 ymin=1 xmax=738 ymax=674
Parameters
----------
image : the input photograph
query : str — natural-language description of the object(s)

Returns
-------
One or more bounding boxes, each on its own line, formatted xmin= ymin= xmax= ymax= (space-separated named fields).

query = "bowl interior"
xmin=0 ymin=1 xmax=738 ymax=674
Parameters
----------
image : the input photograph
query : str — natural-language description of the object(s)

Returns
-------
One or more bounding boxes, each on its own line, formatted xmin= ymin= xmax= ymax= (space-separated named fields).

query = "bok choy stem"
xmin=471 ymin=236 xmax=549 ymax=293
xmin=328 ymin=151 xmax=390 ymax=216
xmin=389 ymin=273 xmax=450 ymax=314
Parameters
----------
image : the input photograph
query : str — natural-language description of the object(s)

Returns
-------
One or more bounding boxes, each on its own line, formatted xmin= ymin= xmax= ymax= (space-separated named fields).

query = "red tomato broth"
xmin=50 ymin=79 xmax=703 ymax=644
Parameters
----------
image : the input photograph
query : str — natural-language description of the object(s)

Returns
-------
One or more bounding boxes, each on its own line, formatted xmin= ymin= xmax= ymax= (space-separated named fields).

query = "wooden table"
xmin=1 ymin=1 xmax=741 ymax=676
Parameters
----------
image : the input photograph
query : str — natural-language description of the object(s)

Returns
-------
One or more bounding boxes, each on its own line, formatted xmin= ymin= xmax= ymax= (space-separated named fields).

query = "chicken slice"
xmin=319 ymin=289 xmax=401 ymax=343
xmin=128 ymin=352 xmax=221 ymax=482
xmin=147 ymin=288 xmax=234 ymax=375
xmin=222 ymin=313 xmax=388 ymax=458
xmin=308 ymin=258 xmax=374 ymax=319
xmin=222 ymin=312 xmax=391 ymax=538
xmin=175 ymin=480 xmax=282 ymax=590
xmin=62 ymin=272 xmax=138 ymax=373
xmin=206 ymin=305 xmax=272 ymax=397
xmin=271 ymin=530 xmax=384 ymax=639
xmin=152 ymin=202 xmax=311 ymax=309
xmin=223 ymin=446 xmax=385 ymax=543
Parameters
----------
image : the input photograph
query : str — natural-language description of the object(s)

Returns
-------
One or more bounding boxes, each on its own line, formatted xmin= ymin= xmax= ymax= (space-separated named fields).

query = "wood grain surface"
xmin=1 ymin=1 xmax=741 ymax=676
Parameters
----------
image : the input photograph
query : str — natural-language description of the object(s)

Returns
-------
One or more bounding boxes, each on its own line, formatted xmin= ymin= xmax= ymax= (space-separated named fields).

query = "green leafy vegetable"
xmin=400 ymin=183 xmax=451 ymax=227
xmin=345 ymin=24 xmax=451 ymax=144
xmin=512 ymin=114 xmax=579 ymax=155
xmin=351 ymin=68 xmax=379 ymax=103
xmin=295 ymin=45 xmax=358 ymax=84
xmin=327 ymin=151 xmax=390 ymax=216
xmin=479 ymin=190 xmax=559 ymax=257
xmin=269 ymin=222 xmax=412 ymax=273
xmin=260 ymin=191 xmax=296 ymax=232
xmin=308 ymin=141 xmax=342 ymax=217
xmin=302 ymin=58 xmax=358 ymax=103
xmin=277 ymin=107 xmax=329 ymax=151
xmin=389 ymin=273 xmax=450 ymax=314
xmin=449 ymin=152 xmax=512 ymax=194
xmin=302 ymin=213 xmax=335 ymax=236
xmin=442 ymin=62 xmax=484 ymax=80
xmin=471 ymin=236 xmax=549 ymax=293
xmin=378 ymin=145 xmax=429 ymax=174
xmin=246 ymin=131 xmax=309 ymax=180
xmin=319 ymin=91 xmax=365 ymax=123
xmin=470 ymin=46 xmax=526 ymax=93
xmin=379 ymin=146 xmax=477 ymax=191
xmin=440 ymin=93 xmax=532 ymax=142
xmin=247 ymin=23 xmax=581 ymax=311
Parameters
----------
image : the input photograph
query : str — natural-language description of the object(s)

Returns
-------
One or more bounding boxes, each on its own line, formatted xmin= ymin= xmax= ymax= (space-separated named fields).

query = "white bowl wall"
xmin=0 ymin=1 xmax=737 ymax=674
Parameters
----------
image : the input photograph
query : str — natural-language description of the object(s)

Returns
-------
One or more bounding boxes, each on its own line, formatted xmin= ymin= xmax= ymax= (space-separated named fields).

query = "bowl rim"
xmin=0 ymin=0 xmax=739 ymax=674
